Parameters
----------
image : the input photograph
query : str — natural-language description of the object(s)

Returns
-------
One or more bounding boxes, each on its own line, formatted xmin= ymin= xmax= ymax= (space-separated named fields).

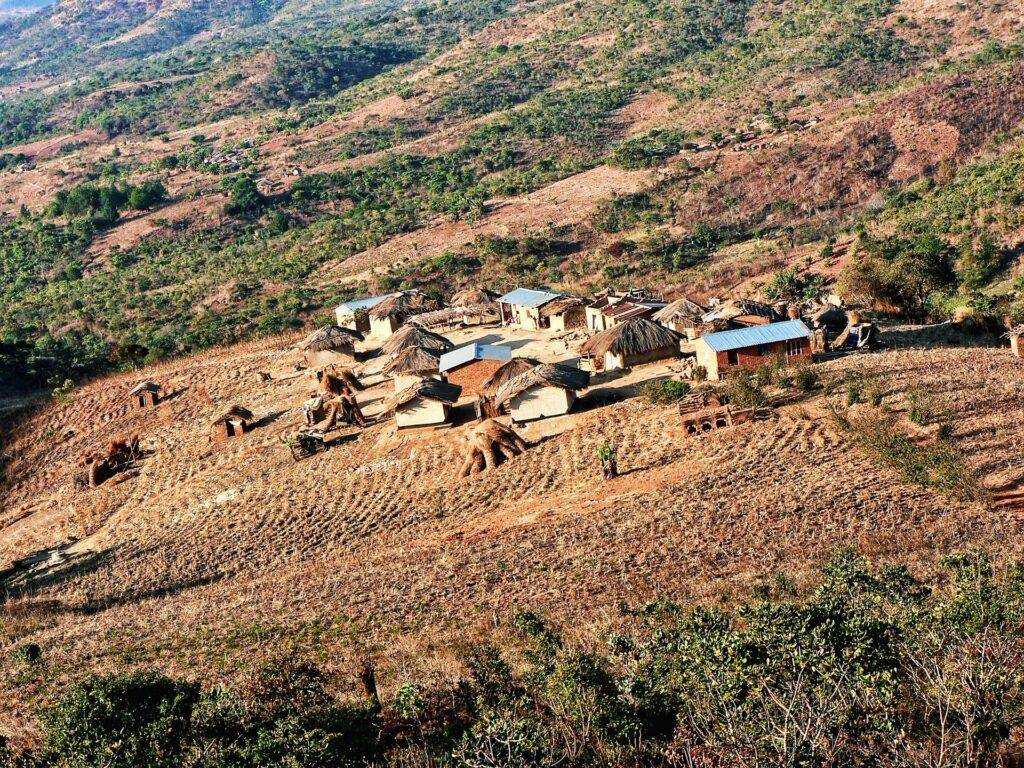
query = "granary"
xmin=128 ymin=381 xmax=161 ymax=409
xmin=211 ymin=405 xmax=254 ymax=441
xmin=693 ymin=319 xmax=812 ymax=380
xmin=495 ymin=363 xmax=591 ymax=422
xmin=381 ymin=325 xmax=454 ymax=358
xmin=299 ymin=325 xmax=364 ymax=369
xmin=579 ymin=318 xmax=681 ymax=372
xmin=653 ymin=298 xmax=708 ymax=337
xmin=334 ymin=293 xmax=399 ymax=333
xmin=538 ymin=296 xmax=587 ymax=332
xmin=496 ymin=288 xmax=562 ymax=329
xmin=367 ymin=290 xmax=436 ymax=338
xmin=386 ymin=379 xmax=462 ymax=429
xmin=382 ymin=346 xmax=443 ymax=391
xmin=439 ymin=342 xmax=513 ymax=395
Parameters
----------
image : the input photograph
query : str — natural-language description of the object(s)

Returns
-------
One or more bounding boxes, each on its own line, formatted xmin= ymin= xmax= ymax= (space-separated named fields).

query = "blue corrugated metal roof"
xmin=497 ymin=288 xmax=561 ymax=308
xmin=699 ymin=320 xmax=811 ymax=353
xmin=336 ymin=293 xmax=398 ymax=313
xmin=439 ymin=343 xmax=513 ymax=373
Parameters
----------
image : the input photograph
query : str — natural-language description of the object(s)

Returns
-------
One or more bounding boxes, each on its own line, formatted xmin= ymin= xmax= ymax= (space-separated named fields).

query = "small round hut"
xmin=300 ymin=325 xmax=364 ymax=369
xmin=381 ymin=325 xmax=454 ymax=358
xmin=382 ymin=346 xmax=443 ymax=391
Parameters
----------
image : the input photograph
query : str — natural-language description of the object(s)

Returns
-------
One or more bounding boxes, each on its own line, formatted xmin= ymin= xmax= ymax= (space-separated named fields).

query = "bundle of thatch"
xmin=495 ymin=363 xmax=591 ymax=406
xmin=368 ymin=291 xmax=436 ymax=322
xmin=300 ymin=325 xmax=364 ymax=351
xmin=653 ymin=298 xmax=707 ymax=324
xmin=212 ymin=405 xmax=254 ymax=425
xmin=481 ymin=357 xmax=540 ymax=395
xmin=580 ymin=318 xmax=680 ymax=359
xmin=381 ymin=325 xmax=454 ymax=357
xmin=382 ymin=346 xmax=442 ymax=377
xmin=384 ymin=378 xmax=462 ymax=411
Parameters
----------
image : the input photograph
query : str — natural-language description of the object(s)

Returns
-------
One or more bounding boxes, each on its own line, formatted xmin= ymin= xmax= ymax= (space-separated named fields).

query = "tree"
xmin=226 ymin=176 xmax=265 ymax=216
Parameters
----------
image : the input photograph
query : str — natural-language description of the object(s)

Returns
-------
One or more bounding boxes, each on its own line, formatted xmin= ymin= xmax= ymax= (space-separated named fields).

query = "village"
xmin=77 ymin=281 xmax=896 ymax=489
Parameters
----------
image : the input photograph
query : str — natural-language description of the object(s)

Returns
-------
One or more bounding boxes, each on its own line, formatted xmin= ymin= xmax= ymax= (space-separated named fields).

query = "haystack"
xmin=580 ymin=318 xmax=680 ymax=371
xmin=381 ymin=326 xmax=454 ymax=358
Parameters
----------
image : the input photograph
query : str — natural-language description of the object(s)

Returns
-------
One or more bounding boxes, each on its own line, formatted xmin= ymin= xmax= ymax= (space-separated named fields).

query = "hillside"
xmin=0 ymin=0 xmax=1023 ymax=391
xmin=1 ymin=324 xmax=1023 ymax=742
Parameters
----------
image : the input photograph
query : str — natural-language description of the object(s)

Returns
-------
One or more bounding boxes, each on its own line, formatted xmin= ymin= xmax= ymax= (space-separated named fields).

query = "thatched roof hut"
xmin=581 ymin=318 xmax=680 ymax=359
xmin=300 ymin=325 xmax=364 ymax=351
xmin=481 ymin=357 xmax=540 ymax=395
xmin=409 ymin=304 xmax=499 ymax=329
xmin=451 ymin=288 xmax=497 ymax=307
xmin=384 ymin=378 xmax=462 ymax=411
xmin=495 ymin=363 xmax=591 ymax=406
xmin=368 ymin=291 xmax=435 ymax=321
xmin=382 ymin=346 xmax=442 ymax=376
xmin=381 ymin=326 xmax=454 ymax=357
xmin=654 ymin=298 xmax=707 ymax=324
xmin=128 ymin=380 xmax=162 ymax=408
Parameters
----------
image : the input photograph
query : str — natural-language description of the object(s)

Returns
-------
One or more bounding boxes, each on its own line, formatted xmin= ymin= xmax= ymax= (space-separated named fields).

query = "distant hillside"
xmin=0 ymin=0 xmax=1022 ymax=389
xmin=0 ymin=0 xmax=52 ymax=18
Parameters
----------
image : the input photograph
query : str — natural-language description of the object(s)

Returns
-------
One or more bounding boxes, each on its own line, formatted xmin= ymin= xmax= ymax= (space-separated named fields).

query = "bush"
xmin=725 ymin=375 xmax=769 ymax=408
xmin=641 ymin=379 xmax=691 ymax=404
xmin=43 ymin=672 xmax=199 ymax=768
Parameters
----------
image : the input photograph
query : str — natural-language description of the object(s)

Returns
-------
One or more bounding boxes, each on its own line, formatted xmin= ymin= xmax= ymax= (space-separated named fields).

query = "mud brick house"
xmin=128 ymin=381 xmax=161 ymax=409
xmin=579 ymin=318 xmax=680 ymax=372
xmin=440 ymin=343 xmax=512 ymax=395
xmin=386 ymin=379 xmax=462 ymax=429
xmin=210 ymin=406 xmax=254 ymax=441
xmin=694 ymin=320 xmax=812 ymax=380
xmin=497 ymin=288 xmax=562 ymax=330
xmin=495 ymin=363 xmax=590 ymax=423
xmin=334 ymin=294 xmax=398 ymax=334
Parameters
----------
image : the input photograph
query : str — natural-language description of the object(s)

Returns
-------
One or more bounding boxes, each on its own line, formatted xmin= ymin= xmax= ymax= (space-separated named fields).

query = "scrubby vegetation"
xmin=4 ymin=550 xmax=1023 ymax=767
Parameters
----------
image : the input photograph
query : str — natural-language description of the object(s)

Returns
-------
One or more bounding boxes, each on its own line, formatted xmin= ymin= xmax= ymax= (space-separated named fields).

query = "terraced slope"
xmin=1 ymin=331 xmax=1023 ymax=736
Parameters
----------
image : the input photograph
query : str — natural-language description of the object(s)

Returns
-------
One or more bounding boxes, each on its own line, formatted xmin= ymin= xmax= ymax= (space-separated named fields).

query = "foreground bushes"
xmin=8 ymin=551 xmax=1024 ymax=767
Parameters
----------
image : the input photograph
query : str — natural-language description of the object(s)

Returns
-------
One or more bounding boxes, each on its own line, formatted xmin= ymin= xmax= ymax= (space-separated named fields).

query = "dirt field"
xmin=1 ymin=323 xmax=1023 ymax=739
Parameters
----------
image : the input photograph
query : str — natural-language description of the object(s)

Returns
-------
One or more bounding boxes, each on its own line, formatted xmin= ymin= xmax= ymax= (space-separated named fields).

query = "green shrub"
xmin=641 ymin=379 xmax=691 ymax=404
xmin=43 ymin=672 xmax=199 ymax=768
xmin=725 ymin=375 xmax=769 ymax=409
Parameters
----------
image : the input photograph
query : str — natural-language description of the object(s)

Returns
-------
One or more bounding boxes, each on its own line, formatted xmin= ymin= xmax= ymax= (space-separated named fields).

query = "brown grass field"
xmin=1 ymin=326 xmax=1023 ymax=741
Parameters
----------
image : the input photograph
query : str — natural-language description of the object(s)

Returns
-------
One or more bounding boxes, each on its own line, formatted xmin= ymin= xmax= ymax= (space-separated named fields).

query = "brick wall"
xmin=446 ymin=359 xmax=507 ymax=396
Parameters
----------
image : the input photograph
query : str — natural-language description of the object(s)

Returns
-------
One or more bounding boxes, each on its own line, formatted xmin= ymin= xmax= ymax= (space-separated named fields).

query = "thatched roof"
xmin=653 ymin=298 xmax=707 ymax=323
xmin=212 ymin=405 xmax=254 ymax=424
xmin=382 ymin=346 xmax=442 ymax=376
xmin=300 ymin=325 xmax=364 ymax=352
xmin=409 ymin=304 xmax=499 ymax=329
xmin=580 ymin=318 xmax=680 ymax=358
xmin=538 ymin=296 xmax=586 ymax=318
xmin=381 ymin=325 xmax=454 ymax=357
xmin=368 ymin=291 xmax=435 ymax=320
xmin=384 ymin=378 xmax=462 ymax=410
xmin=702 ymin=299 xmax=775 ymax=323
xmin=496 ymin=363 xmax=591 ymax=405
xmin=481 ymin=357 xmax=540 ymax=394
xmin=451 ymin=288 xmax=497 ymax=307
xmin=128 ymin=381 xmax=160 ymax=397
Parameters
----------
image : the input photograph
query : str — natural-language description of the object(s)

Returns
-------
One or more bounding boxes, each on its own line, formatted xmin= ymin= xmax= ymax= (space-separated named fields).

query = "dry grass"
xmin=1 ymin=334 xmax=1023 ymax=741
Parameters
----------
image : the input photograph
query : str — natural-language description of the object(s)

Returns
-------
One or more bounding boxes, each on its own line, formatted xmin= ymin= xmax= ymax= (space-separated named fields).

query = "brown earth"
xmin=1 ymin=327 xmax=1022 ymax=741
